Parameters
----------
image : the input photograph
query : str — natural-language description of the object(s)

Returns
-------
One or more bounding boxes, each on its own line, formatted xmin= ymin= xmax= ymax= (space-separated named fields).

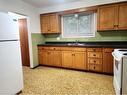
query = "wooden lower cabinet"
xmin=38 ymin=50 xmax=48 ymax=65
xmin=73 ymin=52 xmax=86 ymax=70
xmin=103 ymin=48 xmax=114 ymax=74
xmin=87 ymin=48 xmax=103 ymax=72
xmin=53 ymin=51 xmax=62 ymax=67
xmin=62 ymin=49 xmax=87 ymax=70
xmin=39 ymin=50 xmax=54 ymax=66
xmin=62 ymin=51 xmax=73 ymax=68
xmin=38 ymin=46 xmax=113 ymax=74
xmin=38 ymin=48 xmax=62 ymax=67
xmin=89 ymin=64 xmax=102 ymax=72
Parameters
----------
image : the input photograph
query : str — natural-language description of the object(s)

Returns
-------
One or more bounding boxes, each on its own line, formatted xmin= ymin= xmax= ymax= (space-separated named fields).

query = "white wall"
xmin=0 ymin=0 xmax=41 ymax=68
xmin=38 ymin=0 xmax=126 ymax=14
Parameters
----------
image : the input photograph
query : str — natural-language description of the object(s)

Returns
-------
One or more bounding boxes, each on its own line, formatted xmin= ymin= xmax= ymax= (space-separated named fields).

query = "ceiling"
xmin=22 ymin=0 xmax=80 ymax=8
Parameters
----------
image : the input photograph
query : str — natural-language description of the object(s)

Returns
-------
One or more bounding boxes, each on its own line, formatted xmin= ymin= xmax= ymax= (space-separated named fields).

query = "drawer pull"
xmin=94 ymin=61 xmax=96 ymax=63
xmin=93 ymin=54 xmax=96 ymax=56
xmin=94 ymin=66 xmax=95 ymax=69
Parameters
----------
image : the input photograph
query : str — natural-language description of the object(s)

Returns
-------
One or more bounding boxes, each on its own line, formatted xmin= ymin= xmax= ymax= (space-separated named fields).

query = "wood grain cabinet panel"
xmin=103 ymin=48 xmax=114 ymax=74
xmin=38 ymin=46 xmax=114 ymax=74
xmin=97 ymin=5 xmax=116 ymax=30
xmin=40 ymin=15 xmax=50 ymax=33
xmin=38 ymin=46 xmax=62 ymax=67
xmin=118 ymin=3 xmax=127 ymax=29
xmin=97 ymin=3 xmax=127 ymax=31
xmin=40 ymin=13 xmax=60 ymax=34
xmin=88 ymin=58 xmax=102 ymax=65
xmin=61 ymin=47 xmax=87 ymax=70
xmin=47 ymin=51 xmax=54 ymax=66
xmin=62 ymin=51 xmax=73 ymax=68
xmin=88 ymin=52 xmax=102 ymax=58
xmin=89 ymin=64 xmax=102 ymax=72
xmin=38 ymin=50 xmax=48 ymax=65
xmin=53 ymin=51 xmax=62 ymax=67
xmin=73 ymin=52 xmax=87 ymax=70
xmin=87 ymin=48 xmax=103 ymax=72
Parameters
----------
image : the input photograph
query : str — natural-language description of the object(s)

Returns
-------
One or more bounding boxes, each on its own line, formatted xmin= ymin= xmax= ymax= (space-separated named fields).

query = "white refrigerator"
xmin=0 ymin=12 xmax=23 ymax=94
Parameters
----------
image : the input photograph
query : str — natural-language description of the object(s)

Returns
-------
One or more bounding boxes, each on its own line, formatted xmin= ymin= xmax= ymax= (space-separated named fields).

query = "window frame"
xmin=61 ymin=13 xmax=96 ymax=38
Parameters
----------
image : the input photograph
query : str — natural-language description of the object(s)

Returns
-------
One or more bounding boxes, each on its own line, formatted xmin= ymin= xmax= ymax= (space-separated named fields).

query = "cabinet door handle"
xmin=94 ymin=66 xmax=95 ymax=69
xmin=114 ymin=25 xmax=118 ymax=27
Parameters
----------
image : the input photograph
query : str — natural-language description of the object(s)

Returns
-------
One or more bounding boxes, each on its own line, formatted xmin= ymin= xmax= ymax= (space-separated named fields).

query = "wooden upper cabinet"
xmin=97 ymin=5 xmax=116 ymax=30
xmin=40 ymin=13 xmax=61 ymax=34
xmin=50 ymin=14 xmax=60 ymax=33
xmin=40 ymin=15 xmax=50 ymax=33
xmin=118 ymin=3 xmax=127 ymax=29
xmin=97 ymin=2 xmax=127 ymax=31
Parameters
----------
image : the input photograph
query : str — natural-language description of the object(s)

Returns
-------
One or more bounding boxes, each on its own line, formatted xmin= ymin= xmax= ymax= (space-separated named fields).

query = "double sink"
xmin=67 ymin=43 xmax=85 ymax=46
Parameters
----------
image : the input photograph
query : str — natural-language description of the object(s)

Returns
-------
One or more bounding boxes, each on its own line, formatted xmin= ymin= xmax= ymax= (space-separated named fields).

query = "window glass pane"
xmin=63 ymin=15 xmax=77 ymax=37
xmin=78 ymin=14 xmax=91 ymax=36
xmin=62 ymin=13 xmax=96 ymax=38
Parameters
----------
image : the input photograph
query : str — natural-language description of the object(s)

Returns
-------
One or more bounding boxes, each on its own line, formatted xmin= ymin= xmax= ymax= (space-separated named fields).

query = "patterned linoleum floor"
xmin=20 ymin=66 xmax=115 ymax=95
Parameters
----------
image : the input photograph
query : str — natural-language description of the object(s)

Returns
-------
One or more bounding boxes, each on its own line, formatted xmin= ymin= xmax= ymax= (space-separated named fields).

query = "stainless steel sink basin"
xmin=67 ymin=43 xmax=84 ymax=46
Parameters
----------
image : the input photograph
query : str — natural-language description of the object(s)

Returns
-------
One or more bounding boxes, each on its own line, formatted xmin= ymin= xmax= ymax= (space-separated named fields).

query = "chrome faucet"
xmin=75 ymin=40 xmax=79 ymax=44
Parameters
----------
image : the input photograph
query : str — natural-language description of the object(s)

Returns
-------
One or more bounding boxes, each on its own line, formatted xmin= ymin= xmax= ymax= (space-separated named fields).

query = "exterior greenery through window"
xmin=62 ymin=12 xmax=96 ymax=38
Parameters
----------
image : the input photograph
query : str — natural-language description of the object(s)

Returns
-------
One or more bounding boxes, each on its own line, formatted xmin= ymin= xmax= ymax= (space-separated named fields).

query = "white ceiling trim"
xmin=37 ymin=0 xmax=126 ymax=14
xmin=21 ymin=0 xmax=79 ymax=8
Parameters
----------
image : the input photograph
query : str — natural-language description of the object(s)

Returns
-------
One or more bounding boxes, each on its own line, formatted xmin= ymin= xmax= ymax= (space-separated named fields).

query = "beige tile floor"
xmin=20 ymin=66 xmax=115 ymax=95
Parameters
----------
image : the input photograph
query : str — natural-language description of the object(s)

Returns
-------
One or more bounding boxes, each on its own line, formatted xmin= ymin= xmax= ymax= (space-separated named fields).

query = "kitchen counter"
xmin=38 ymin=41 xmax=127 ymax=48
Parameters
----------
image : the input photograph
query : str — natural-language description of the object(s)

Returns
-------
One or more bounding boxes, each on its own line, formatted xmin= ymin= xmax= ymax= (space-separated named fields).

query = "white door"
xmin=0 ymin=12 xmax=19 ymax=40
xmin=0 ymin=41 xmax=23 ymax=94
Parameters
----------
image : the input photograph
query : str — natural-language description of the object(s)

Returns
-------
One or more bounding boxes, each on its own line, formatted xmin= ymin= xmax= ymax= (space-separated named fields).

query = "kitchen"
xmin=0 ymin=0 xmax=127 ymax=95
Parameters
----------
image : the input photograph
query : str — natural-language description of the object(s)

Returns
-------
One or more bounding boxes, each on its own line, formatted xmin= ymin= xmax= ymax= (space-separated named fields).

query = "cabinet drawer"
xmin=88 ymin=58 xmax=102 ymax=65
xmin=73 ymin=48 xmax=86 ymax=52
xmin=49 ymin=47 xmax=61 ymax=50
xmin=38 ymin=46 xmax=49 ymax=50
xmin=88 ymin=52 xmax=102 ymax=58
xmin=87 ymin=48 xmax=102 ymax=52
xmin=89 ymin=64 xmax=102 ymax=72
xmin=61 ymin=47 xmax=73 ymax=51
xmin=103 ymin=48 xmax=113 ymax=53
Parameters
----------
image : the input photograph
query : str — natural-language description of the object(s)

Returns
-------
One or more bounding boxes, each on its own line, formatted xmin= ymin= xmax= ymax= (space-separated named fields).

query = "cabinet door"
xmin=39 ymin=50 xmax=48 ymax=65
xmin=98 ymin=5 xmax=116 ymax=30
xmin=118 ymin=3 xmax=127 ymax=29
xmin=50 ymin=14 xmax=60 ymax=33
xmin=62 ymin=51 xmax=73 ymax=68
xmin=103 ymin=48 xmax=113 ymax=74
xmin=73 ymin=52 xmax=87 ymax=70
xmin=53 ymin=51 xmax=62 ymax=67
xmin=40 ymin=15 xmax=50 ymax=33
xmin=47 ymin=51 xmax=54 ymax=66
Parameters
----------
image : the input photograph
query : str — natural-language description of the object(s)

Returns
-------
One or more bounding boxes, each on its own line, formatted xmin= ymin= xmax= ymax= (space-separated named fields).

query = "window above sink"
xmin=61 ymin=12 xmax=96 ymax=38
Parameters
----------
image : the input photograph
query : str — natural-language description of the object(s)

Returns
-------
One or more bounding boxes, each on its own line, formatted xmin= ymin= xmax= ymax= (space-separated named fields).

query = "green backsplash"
xmin=31 ymin=33 xmax=44 ymax=67
xmin=44 ymin=30 xmax=127 ymax=42
xmin=31 ymin=30 xmax=127 ymax=67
